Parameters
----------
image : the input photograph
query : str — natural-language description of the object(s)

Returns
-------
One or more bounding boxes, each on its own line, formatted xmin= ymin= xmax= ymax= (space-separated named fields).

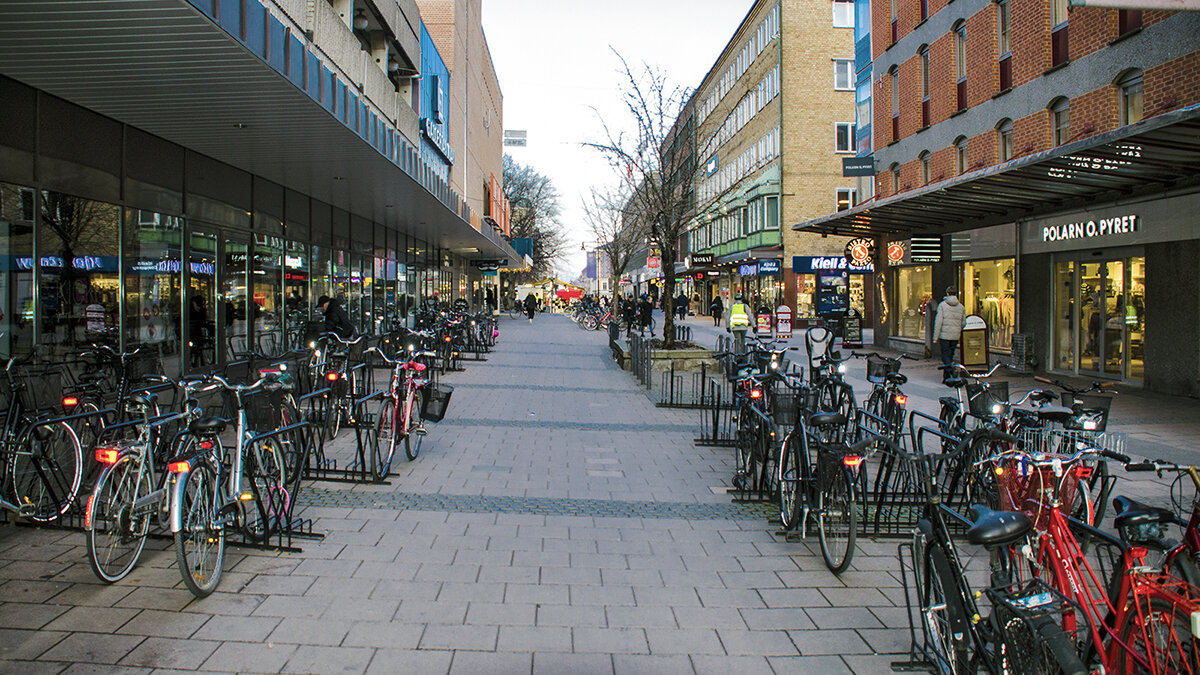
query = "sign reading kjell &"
xmin=1042 ymin=214 xmax=1138 ymax=242
xmin=757 ymin=259 xmax=781 ymax=276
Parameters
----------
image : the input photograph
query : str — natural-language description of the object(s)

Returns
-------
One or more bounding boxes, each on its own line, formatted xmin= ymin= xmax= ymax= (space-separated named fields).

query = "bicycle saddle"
xmin=1035 ymin=405 xmax=1075 ymax=424
xmin=885 ymin=373 xmax=908 ymax=386
xmin=966 ymin=505 xmax=1032 ymax=548
xmin=128 ymin=392 xmax=158 ymax=409
xmin=1112 ymin=495 xmax=1178 ymax=530
xmin=943 ymin=377 xmax=965 ymax=388
xmin=1029 ymin=390 xmax=1057 ymax=405
xmin=189 ymin=417 xmax=227 ymax=436
xmin=402 ymin=361 xmax=427 ymax=373
xmin=809 ymin=412 xmax=846 ymax=427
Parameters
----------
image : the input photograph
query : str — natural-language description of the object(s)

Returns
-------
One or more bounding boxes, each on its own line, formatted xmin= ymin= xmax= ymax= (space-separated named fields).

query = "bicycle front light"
xmin=750 ymin=388 xmax=763 ymax=400
xmin=838 ymin=363 xmax=847 ymax=374
xmin=992 ymin=403 xmax=1004 ymax=415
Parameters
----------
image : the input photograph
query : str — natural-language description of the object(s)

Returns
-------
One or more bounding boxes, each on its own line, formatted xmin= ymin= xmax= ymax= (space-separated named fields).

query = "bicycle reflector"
xmin=168 ymin=460 xmax=190 ymax=473
xmin=843 ymin=455 xmax=863 ymax=468
xmin=894 ymin=394 xmax=908 ymax=406
xmin=95 ymin=447 xmax=119 ymax=464
xmin=750 ymin=388 xmax=763 ymax=400
xmin=1192 ymin=611 xmax=1200 ymax=640
xmin=62 ymin=396 xmax=79 ymax=408
xmin=326 ymin=372 xmax=340 ymax=382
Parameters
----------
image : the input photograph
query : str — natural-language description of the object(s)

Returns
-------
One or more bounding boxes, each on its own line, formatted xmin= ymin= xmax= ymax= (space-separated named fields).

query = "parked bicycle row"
xmin=712 ymin=325 xmax=1198 ymax=673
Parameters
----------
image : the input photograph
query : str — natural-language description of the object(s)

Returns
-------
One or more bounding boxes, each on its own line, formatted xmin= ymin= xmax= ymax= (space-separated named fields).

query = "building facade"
xmin=0 ymin=0 xmax=516 ymax=374
xmin=796 ymin=0 xmax=1200 ymax=394
xmin=684 ymin=0 xmax=864 ymax=322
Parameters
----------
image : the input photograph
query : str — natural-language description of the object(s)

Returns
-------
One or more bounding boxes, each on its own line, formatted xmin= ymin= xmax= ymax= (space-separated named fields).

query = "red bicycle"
xmin=983 ymin=445 xmax=1200 ymax=673
xmin=368 ymin=346 xmax=434 ymax=476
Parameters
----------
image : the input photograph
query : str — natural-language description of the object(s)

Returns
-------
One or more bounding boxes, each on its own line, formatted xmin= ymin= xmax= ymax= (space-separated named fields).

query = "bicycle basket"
xmin=1060 ymin=393 xmax=1111 ymax=432
xmin=17 ymin=363 xmax=68 ymax=413
xmin=772 ymin=389 xmax=801 ymax=428
xmin=865 ymin=355 xmax=899 ymax=384
xmin=421 ymin=384 xmax=453 ymax=423
xmin=966 ymin=381 xmax=1008 ymax=417
xmin=238 ymin=388 xmax=284 ymax=432
xmin=987 ymin=579 xmax=1089 ymax=675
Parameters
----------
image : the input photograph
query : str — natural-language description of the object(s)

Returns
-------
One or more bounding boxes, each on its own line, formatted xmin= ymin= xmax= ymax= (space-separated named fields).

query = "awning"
xmin=794 ymin=104 xmax=1200 ymax=238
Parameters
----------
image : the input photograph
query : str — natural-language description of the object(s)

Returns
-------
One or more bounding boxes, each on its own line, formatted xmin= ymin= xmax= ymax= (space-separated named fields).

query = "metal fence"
xmin=629 ymin=334 xmax=652 ymax=389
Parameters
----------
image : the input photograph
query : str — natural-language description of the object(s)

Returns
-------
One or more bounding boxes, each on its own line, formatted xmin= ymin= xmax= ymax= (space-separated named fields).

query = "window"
xmin=919 ymin=46 xmax=931 ymax=127
xmin=1051 ymin=98 xmax=1070 ymax=146
xmin=1118 ymin=9 xmax=1142 ymax=35
xmin=920 ymin=0 xmax=928 ymax=22
xmin=998 ymin=119 xmax=1014 ymax=161
xmin=834 ymin=60 xmax=854 ymax=90
xmin=833 ymin=0 xmax=854 ymax=27
xmin=836 ymin=188 xmax=857 ymax=211
xmin=1118 ymin=70 xmax=1143 ymax=125
xmin=1051 ymin=0 xmax=1069 ymax=66
xmin=919 ymin=151 xmax=931 ymax=184
xmin=836 ymin=123 xmax=856 ymax=152
xmin=890 ymin=163 xmax=900 ymax=194
xmin=765 ymin=195 xmax=779 ymax=229
xmin=890 ymin=68 xmax=900 ymax=141
xmin=997 ymin=1 xmax=1012 ymax=91
xmin=955 ymin=137 xmax=968 ymax=174
xmin=890 ymin=0 xmax=898 ymax=42
xmin=954 ymin=22 xmax=967 ymax=111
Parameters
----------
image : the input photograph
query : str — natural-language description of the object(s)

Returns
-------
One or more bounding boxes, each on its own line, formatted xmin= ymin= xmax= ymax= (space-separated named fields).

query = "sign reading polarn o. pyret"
xmin=1043 ymin=214 xmax=1138 ymax=242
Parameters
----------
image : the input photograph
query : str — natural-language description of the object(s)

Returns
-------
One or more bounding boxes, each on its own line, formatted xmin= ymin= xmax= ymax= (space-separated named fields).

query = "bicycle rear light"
xmin=95 ymin=447 xmax=119 ymax=464
xmin=843 ymin=455 xmax=863 ymax=467
xmin=326 ymin=372 xmax=340 ymax=381
xmin=168 ymin=460 xmax=190 ymax=473
xmin=84 ymin=494 xmax=94 ymax=529
xmin=750 ymin=388 xmax=763 ymax=400
xmin=894 ymin=394 xmax=908 ymax=406
xmin=200 ymin=441 xmax=214 ymax=450
xmin=62 ymin=396 xmax=79 ymax=407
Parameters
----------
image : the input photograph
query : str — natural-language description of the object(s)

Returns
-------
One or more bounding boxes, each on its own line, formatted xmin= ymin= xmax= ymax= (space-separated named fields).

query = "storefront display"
xmin=892 ymin=266 xmax=932 ymax=340
xmin=960 ymin=258 xmax=1015 ymax=351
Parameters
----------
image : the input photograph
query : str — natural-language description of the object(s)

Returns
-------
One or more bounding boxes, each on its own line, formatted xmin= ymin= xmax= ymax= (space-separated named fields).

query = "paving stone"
xmin=366 ymin=648 xmax=454 ymax=675
xmin=644 ymin=627 xmax=724 ymax=655
xmin=805 ymin=606 xmax=885 ymax=630
xmin=449 ymin=650 xmax=533 ymax=674
xmin=573 ymin=627 xmax=649 ymax=654
xmin=716 ymin=629 xmax=799 ymax=656
xmin=496 ymin=625 xmax=573 ymax=652
xmin=43 ymin=606 xmax=140 ymax=633
xmin=251 ymin=594 xmax=332 ymax=619
xmin=116 ymin=609 xmax=209 ymax=639
xmin=0 ymin=602 xmax=69 ymax=629
xmin=200 ymin=639 xmax=296 ymax=672
xmin=691 ymin=654 xmax=775 ymax=675
xmin=281 ymin=644 xmax=374 ymax=674
xmin=787 ymin=628 xmax=873 ymax=655
xmin=341 ymin=620 xmax=424 ymax=649
xmin=417 ymin=623 xmax=499 ymax=651
xmin=766 ymin=655 xmax=856 ymax=673
xmin=0 ymin=627 xmax=69 ymax=661
xmin=533 ymin=652 xmax=615 ymax=675
xmin=267 ymin=617 xmax=352 ymax=645
xmin=605 ymin=605 xmax=678 ymax=628
xmin=393 ymin=599 xmax=469 ymax=624
xmin=119 ymin=637 xmax=219 ymax=669
xmin=437 ymin=581 xmax=505 ymax=604
xmin=38 ymin=632 xmax=145 ymax=665
xmin=503 ymin=583 xmax=570 ymax=605
xmin=672 ymin=606 xmax=749 ymax=630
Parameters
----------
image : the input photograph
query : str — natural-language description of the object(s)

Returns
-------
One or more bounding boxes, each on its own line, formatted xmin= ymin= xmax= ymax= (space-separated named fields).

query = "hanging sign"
xmin=844 ymin=238 xmax=875 ymax=267
xmin=757 ymin=259 xmax=781 ymax=276
xmin=887 ymin=242 xmax=905 ymax=264
xmin=647 ymin=256 xmax=660 ymax=269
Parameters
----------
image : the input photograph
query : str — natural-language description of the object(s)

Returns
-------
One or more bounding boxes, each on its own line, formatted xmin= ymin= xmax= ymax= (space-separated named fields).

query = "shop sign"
xmin=887 ymin=242 xmax=905 ymax=263
xmin=959 ymin=314 xmax=990 ymax=371
xmin=775 ymin=304 xmax=792 ymax=338
xmin=757 ymin=259 xmax=781 ymax=276
xmin=793 ymin=256 xmax=874 ymax=274
xmin=844 ymin=238 xmax=875 ymax=267
xmin=420 ymin=117 xmax=455 ymax=164
xmin=738 ymin=263 xmax=758 ymax=276
xmin=647 ymin=256 xmax=660 ymax=269
xmin=756 ymin=310 xmax=772 ymax=334
xmin=690 ymin=253 xmax=714 ymax=265
xmin=842 ymin=155 xmax=876 ymax=177
xmin=817 ymin=271 xmax=850 ymax=316
xmin=1042 ymin=214 xmax=1138 ymax=242
xmin=707 ymin=270 xmax=720 ymax=276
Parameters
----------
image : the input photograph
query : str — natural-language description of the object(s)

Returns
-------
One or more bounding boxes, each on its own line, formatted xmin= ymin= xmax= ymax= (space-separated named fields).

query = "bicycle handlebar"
xmin=850 ymin=351 xmax=916 ymax=362
xmin=203 ymin=373 xmax=281 ymax=395
xmin=1032 ymin=375 xmax=1117 ymax=396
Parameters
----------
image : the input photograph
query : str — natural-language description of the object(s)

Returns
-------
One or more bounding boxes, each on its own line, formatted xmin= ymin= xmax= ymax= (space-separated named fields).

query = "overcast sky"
xmin=481 ymin=0 xmax=756 ymax=278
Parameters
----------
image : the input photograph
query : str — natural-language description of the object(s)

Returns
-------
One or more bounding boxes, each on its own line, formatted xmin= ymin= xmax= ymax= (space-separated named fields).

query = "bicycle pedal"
xmin=413 ymin=427 xmax=428 ymax=436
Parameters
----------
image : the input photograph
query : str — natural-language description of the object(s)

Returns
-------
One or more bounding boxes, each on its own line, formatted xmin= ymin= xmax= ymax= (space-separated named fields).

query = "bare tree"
xmin=580 ymin=184 xmax=646 ymax=301
xmin=585 ymin=51 xmax=695 ymax=348
xmin=502 ymin=154 xmax=568 ymax=284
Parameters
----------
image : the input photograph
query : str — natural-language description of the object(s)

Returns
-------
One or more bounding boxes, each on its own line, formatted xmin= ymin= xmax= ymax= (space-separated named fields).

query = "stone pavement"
xmin=0 ymin=313 xmax=920 ymax=674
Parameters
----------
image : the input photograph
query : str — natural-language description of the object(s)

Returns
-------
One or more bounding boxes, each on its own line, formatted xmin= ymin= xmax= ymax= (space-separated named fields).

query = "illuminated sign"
xmin=738 ymin=263 xmax=757 ymax=276
xmin=844 ymin=238 xmax=875 ymax=267
xmin=757 ymin=259 xmax=781 ymax=276
xmin=792 ymin=256 xmax=874 ymax=273
xmin=1042 ymin=214 xmax=1138 ymax=242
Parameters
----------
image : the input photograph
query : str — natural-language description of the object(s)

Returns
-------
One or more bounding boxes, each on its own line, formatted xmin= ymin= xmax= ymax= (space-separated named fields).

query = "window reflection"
xmin=124 ymin=209 xmax=183 ymax=377
xmin=0 ymin=184 xmax=35 ymax=357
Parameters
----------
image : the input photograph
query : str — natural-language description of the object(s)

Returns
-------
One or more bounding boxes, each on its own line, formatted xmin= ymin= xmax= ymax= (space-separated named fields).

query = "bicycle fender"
xmin=166 ymin=470 xmax=188 ymax=534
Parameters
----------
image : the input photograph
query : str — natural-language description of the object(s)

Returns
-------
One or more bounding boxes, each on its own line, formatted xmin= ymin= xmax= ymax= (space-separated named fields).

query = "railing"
xmin=629 ymin=334 xmax=652 ymax=389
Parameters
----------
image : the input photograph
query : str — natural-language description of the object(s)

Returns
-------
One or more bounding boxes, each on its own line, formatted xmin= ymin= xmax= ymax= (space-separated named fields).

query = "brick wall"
xmin=1146 ymin=51 xmax=1200 ymax=117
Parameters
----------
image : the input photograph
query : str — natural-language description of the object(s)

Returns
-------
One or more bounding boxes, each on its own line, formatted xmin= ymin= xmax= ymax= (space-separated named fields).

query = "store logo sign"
xmin=738 ymin=263 xmax=758 ymax=276
xmin=1043 ymin=214 xmax=1138 ymax=242
xmin=420 ymin=117 xmax=455 ymax=164
xmin=793 ymin=256 xmax=874 ymax=273
xmin=757 ymin=259 xmax=781 ymax=276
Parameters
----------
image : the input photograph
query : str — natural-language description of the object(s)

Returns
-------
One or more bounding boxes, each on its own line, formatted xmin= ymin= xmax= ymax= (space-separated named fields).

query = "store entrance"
xmin=1053 ymin=255 xmax=1145 ymax=380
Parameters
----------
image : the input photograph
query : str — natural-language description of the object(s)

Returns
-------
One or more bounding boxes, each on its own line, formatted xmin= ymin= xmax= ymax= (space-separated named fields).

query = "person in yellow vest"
xmin=728 ymin=295 xmax=751 ymax=354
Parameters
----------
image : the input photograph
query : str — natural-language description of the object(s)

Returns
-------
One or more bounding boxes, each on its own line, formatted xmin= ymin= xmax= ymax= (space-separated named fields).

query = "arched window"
xmin=919 ymin=151 xmax=931 ymax=184
xmin=1116 ymin=69 xmax=1144 ymax=125
xmin=1049 ymin=97 xmax=1070 ymax=146
xmin=997 ymin=119 xmax=1014 ymax=162
xmin=954 ymin=136 xmax=968 ymax=174
xmin=890 ymin=162 xmax=901 ymax=194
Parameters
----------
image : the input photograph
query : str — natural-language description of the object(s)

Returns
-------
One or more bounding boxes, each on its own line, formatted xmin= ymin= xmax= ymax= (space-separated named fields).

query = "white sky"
xmin=481 ymin=0 xmax=756 ymax=278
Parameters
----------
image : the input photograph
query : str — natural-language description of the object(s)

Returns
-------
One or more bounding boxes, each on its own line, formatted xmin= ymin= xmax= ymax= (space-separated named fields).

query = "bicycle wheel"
xmin=777 ymin=428 xmax=804 ymax=530
xmin=756 ymin=423 xmax=778 ymax=498
xmin=404 ymin=388 xmax=425 ymax=461
xmin=243 ymin=438 xmax=287 ymax=542
xmin=174 ymin=461 xmax=226 ymax=597
xmin=818 ymin=463 xmax=857 ymax=574
xmin=86 ymin=455 xmax=152 ymax=583
xmin=374 ymin=395 xmax=399 ymax=478
xmin=922 ymin=542 xmax=972 ymax=675
xmin=732 ymin=409 xmax=753 ymax=491
xmin=1115 ymin=596 xmax=1200 ymax=674
xmin=278 ymin=396 xmax=306 ymax=487
xmin=11 ymin=420 xmax=83 ymax=522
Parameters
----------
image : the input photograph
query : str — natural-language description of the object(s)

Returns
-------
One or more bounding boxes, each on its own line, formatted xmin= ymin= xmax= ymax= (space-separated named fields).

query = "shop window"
xmin=124 ymin=209 xmax=184 ymax=377
xmin=836 ymin=123 xmax=856 ymax=152
xmin=1050 ymin=97 xmax=1070 ymax=146
xmin=0 ymin=184 xmax=36 ymax=357
xmin=893 ymin=266 xmax=932 ymax=339
xmin=960 ymin=258 xmax=1015 ymax=351
xmin=252 ymin=231 xmax=285 ymax=355
xmin=834 ymin=60 xmax=854 ymax=90
xmin=187 ymin=229 xmax=218 ymax=369
xmin=833 ymin=0 xmax=854 ymax=27
xmin=1051 ymin=0 xmax=1069 ymax=66
xmin=38 ymin=190 xmax=122 ymax=358
xmin=1054 ymin=261 xmax=1075 ymax=370
xmin=1118 ymin=70 xmax=1143 ymax=125
xmin=283 ymin=240 xmax=310 ymax=344
xmin=765 ymin=195 xmax=779 ymax=229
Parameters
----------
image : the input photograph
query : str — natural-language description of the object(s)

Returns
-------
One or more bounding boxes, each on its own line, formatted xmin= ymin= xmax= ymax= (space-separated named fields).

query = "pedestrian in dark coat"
xmin=523 ymin=293 xmax=537 ymax=323
xmin=709 ymin=296 xmax=724 ymax=326
xmin=675 ymin=292 xmax=689 ymax=320
xmin=317 ymin=295 xmax=356 ymax=339
xmin=638 ymin=294 xmax=653 ymax=337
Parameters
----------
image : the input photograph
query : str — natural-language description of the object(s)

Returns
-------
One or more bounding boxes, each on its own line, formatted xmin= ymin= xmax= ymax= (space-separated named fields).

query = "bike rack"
xmin=303 ymin=389 xmax=392 ymax=485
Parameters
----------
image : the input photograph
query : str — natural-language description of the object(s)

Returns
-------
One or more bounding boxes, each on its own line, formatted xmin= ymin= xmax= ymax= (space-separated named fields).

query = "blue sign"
xmin=817 ymin=271 xmax=851 ymax=316
xmin=738 ymin=263 xmax=757 ymax=277
xmin=757 ymin=259 xmax=781 ymax=276
xmin=792 ymin=255 xmax=874 ymax=274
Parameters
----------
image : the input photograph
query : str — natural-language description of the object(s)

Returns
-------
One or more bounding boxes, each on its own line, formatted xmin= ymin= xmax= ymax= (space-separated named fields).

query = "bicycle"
xmin=316 ymin=333 xmax=366 ymax=440
xmin=168 ymin=371 xmax=290 ymax=597
xmin=852 ymin=351 xmax=915 ymax=440
xmin=1115 ymin=460 xmax=1200 ymax=587
xmin=369 ymin=345 xmax=435 ymax=475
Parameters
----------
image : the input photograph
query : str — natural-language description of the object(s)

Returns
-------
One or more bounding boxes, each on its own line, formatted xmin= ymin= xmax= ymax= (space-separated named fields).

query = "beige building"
xmin=686 ymin=0 xmax=860 ymax=321
xmin=417 ymin=0 xmax=505 ymax=233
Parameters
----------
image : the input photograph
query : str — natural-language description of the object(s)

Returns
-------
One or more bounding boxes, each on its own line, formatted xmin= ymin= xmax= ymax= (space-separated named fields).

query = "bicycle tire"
xmin=757 ymin=422 xmax=778 ymax=498
xmin=174 ymin=461 xmax=226 ymax=598
xmin=922 ymin=542 xmax=973 ymax=675
xmin=733 ymin=406 xmax=753 ymax=491
xmin=279 ymin=396 xmax=306 ymax=488
xmin=375 ymin=396 xmax=399 ymax=478
xmin=404 ymin=388 xmax=424 ymax=461
xmin=86 ymin=455 xmax=152 ymax=583
xmin=242 ymin=438 xmax=287 ymax=542
xmin=819 ymin=464 xmax=857 ymax=574
xmin=11 ymin=420 xmax=83 ymax=522
xmin=777 ymin=429 xmax=804 ymax=529
xmin=1114 ymin=596 xmax=1199 ymax=674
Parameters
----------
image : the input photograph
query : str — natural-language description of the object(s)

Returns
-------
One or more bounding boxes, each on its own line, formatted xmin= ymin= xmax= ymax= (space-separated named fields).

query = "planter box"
xmin=648 ymin=349 xmax=717 ymax=374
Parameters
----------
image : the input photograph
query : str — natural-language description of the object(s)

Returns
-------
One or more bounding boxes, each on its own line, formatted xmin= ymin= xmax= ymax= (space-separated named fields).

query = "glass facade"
xmin=960 ymin=258 xmax=1015 ymax=351
xmin=892 ymin=266 xmax=932 ymax=339
xmin=1053 ymin=255 xmax=1145 ymax=381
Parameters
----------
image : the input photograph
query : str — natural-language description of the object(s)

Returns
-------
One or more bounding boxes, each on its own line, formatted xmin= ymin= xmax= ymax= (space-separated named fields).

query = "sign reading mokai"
xmin=1043 ymin=214 xmax=1139 ymax=242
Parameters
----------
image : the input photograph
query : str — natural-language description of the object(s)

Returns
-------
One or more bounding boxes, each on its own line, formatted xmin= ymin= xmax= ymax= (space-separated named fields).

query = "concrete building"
xmin=683 ymin=0 xmax=865 ymax=324
xmin=795 ymin=0 xmax=1200 ymax=394
xmin=0 ymin=0 xmax=516 ymax=372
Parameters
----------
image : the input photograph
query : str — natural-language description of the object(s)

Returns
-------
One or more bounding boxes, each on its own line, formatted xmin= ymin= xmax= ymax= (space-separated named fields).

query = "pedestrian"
xmin=932 ymin=286 xmax=967 ymax=382
xmin=709 ymin=296 xmax=724 ymax=326
xmin=638 ymin=293 xmax=653 ymax=337
xmin=523 ymin=293 xmax=537 ymax=323
xmin=621 ymin=295 xmax=637 ymax=338
xmin=317 ymin=295 xmax=356 ymax=339
xmin=675 ymin=291 xmax=689 ymax=321
xmin=728 ymin=295 xmax=751 ymax=354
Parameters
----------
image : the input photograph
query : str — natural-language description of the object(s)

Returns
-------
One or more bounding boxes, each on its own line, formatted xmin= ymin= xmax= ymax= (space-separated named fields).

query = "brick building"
xmin=796 ymin=0 xmax=1200 ymax=395
xmin=681 ymin=0 xmax=866 ymax=322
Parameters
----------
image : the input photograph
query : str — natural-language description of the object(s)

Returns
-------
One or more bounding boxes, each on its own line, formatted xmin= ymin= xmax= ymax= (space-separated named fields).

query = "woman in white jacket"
xmin=933 ymin=287 xmax=966 ymax=381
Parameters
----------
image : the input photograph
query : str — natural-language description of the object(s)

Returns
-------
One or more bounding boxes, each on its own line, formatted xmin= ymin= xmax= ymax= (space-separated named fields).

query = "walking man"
xmin=933 ymin=286 xmax=966 ymax=381
xmin=728 ymin=295 xmax=751 ymax=354
xmin=523 ymin=293 xmax=537 ymax=324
